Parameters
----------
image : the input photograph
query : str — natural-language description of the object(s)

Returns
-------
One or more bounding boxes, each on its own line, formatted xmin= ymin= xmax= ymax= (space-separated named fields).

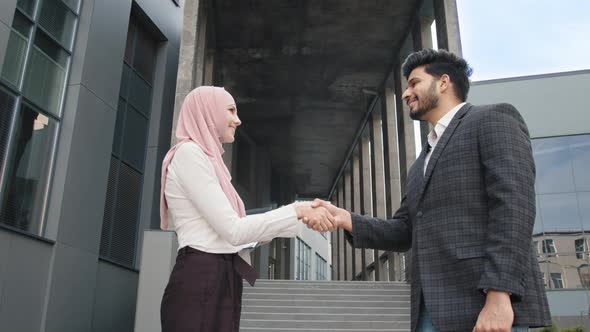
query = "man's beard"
xmin=409 ymin=80 xmax=438 ymax=121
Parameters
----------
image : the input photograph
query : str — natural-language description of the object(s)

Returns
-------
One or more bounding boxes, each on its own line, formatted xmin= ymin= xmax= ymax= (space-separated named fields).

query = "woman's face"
xmin=222 ymin=104 xmax=241 ymax=143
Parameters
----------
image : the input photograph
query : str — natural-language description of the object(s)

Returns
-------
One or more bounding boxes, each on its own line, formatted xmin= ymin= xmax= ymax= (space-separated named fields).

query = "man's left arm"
xmin=477 ymin=103 xmax=536 ymax=299
xmin=473 ymin=104 xmax=536 ymax=332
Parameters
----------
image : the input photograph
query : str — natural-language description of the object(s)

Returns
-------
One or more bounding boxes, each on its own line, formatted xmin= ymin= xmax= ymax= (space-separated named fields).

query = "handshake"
xmin=293 ymin=199 xmax=352 ymax=233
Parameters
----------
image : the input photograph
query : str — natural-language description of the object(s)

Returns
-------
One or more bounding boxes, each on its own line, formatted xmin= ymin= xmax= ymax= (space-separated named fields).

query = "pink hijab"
xmin=160 ymin=86 xmax=246 ymax=230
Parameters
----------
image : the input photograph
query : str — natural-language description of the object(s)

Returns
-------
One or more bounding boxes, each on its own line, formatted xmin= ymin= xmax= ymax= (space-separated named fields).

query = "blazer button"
xmin=417 ymin=211 xmax=423 ymax=217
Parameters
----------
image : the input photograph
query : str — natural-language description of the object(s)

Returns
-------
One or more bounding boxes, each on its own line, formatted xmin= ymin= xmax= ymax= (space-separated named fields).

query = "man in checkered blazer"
xmin=312 ymin=49 xmax=551 ymax=332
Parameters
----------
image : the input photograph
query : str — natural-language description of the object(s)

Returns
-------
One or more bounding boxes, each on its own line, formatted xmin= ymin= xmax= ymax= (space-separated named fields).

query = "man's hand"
xmin=294 ymin=202 xmax=336 ymax=232
xmin=308 ymin=199 xmax=352 ymax=232
xmin=473 ymin=290 xmax=514 ymax=332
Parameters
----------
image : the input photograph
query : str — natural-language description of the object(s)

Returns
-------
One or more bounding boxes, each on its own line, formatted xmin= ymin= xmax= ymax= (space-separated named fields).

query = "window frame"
xmin=0 ymin=0 xmax=80 ymax=238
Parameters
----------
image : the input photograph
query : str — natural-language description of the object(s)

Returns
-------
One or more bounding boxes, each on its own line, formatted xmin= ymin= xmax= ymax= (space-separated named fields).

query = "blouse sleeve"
xmin=171 ymin=143 xmax=300 ymax=246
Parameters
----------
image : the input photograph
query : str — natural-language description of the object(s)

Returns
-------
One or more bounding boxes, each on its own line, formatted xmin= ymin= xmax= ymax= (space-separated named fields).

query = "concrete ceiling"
xmin=213 ymin=0 xmax=419 ymax=197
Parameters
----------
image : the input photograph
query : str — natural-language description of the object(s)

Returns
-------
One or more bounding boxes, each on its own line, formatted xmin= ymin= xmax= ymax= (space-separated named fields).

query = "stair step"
xmin=241 ymin=306 xmax=410 ymax=315
xmin=241 ymin=312 xmax=407 ymax=321
xmin=239 ymin=319 xmax=409 ymax=329
xmin=245 ymin=287 xmax=410 ymax=295
xmin=240 ymin=280 xmax=411 ymax=332
xmin=250 ymin=281 xmax=409 ymax=290
xmin=240 ymin=329 xmax=409 ymax=332
xmin=243 ymin=293 xmax=410 ymax=301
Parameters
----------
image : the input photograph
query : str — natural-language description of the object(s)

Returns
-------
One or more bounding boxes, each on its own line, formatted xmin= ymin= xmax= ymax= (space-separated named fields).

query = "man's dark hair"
xmin=401 ymin=49 xmax=473 ymax=101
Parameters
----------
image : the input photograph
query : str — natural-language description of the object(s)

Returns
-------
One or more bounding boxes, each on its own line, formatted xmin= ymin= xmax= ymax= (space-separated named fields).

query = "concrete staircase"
xmin=240 ymin=280 xmax=411 ymax=332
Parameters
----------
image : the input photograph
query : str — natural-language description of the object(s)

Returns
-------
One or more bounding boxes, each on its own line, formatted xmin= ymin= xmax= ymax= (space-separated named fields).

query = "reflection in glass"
xmin=551 ymin=273 xmax=564 ymax=288
xmin=17 ymin=0 xmax=37 ymax=17
xmin=533 ymin=137 xmax=576 ymax=195
xmin=1 ymin=12 xmax=32 ymax=87
xmin=571 ymin=135 xmax=590 ymax=192
xmin=538 ymin=193 xmax=583 ymax=233
xmin=0 ymin=105 xmax=56 ymax=235
xmin=38 ymin=0 xmax=77 ymax=48
xmin=532 ymin=134 xmax=590 ymax=291
xmin=0 ymin=88 xmax=17 ymax=175
xmin=22 ymin=30 xmax=67 ymax=115
xmin=580 ymin=192 xmax=590 ymax=231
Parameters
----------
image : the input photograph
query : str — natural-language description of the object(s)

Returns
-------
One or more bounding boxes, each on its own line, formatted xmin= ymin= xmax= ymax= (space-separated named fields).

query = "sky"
xmin=456 ymin=0 xmax=590 ymax=82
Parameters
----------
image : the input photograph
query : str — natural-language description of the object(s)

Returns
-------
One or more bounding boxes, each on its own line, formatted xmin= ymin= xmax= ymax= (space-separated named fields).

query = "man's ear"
xmin=439 ymin=74 xmax=451 ymax=93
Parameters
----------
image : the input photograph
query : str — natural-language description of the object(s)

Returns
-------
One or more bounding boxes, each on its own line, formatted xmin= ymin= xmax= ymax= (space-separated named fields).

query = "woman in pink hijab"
xmin=159 ymin=86 xmax=334 ymax=332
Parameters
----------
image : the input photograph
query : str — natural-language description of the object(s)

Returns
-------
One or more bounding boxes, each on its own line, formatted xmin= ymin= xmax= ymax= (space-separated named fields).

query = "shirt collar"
xmin=427 ymin=102 xmax=466 ymax=147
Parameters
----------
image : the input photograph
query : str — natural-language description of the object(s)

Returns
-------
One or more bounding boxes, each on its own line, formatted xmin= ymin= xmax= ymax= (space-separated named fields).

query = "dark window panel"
xmin=22 ymin=30 xmax=68 ymax=115
xmin=112 ymin=98 xmax=126 ymax=157
xmin=109 ymin=162 xmax=141 ymax=266
xmin=121 ymin=105 xmax=148 ymax=171
xmin=0 ymin=104 xmax=56 ymax=234
xmin=0 ymin=88 xmax=17 ymax=177
xmin=124 ymin=19 xmax=136 ymax=64
xmin=100 ymin=157 xmax=119 ymax=258
xmin=132 ymin=27 xmax=157 ymax=83
xmin=16 ymin=0 xmax=36 ymax=17
xmin=38 ymin=0 xmax=76 ymax=48
xmin=127 ymin=69 xmax=151 ymax=116
xmin=1 ymin=12 xmax=32 ymax=87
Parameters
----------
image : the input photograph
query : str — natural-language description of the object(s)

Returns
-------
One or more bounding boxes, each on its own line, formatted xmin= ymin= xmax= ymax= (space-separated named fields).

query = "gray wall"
xmin=0 ymin=0 xmax=182 ymax=331
xmin=468 ymin=70 xmax=590 ymax=138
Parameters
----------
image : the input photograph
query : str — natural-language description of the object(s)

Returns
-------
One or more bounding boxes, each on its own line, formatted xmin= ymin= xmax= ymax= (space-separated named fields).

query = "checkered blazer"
xmin=349 ymin=103 xmax=551 ymax=332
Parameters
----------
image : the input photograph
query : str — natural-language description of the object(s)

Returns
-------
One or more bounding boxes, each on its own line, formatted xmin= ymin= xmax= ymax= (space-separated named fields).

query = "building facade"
xmin=0 ymin=0 xmax=182 ymax=330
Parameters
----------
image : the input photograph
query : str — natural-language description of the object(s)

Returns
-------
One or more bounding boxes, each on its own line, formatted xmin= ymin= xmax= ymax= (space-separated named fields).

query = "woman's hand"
xmin=294 ymin=202 xmax=336 ymax=232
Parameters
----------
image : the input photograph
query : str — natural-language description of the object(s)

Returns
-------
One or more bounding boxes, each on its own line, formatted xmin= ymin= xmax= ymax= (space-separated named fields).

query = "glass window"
xmin=316 ymin=253 xmax=327 ymax=280
xmin=100 ymin=15 xmax=156 ymax=268
xmin=38 ymin=0 xmax=77 ymax=48
xmin=1 ymin=11 xmax=33 ymax=87
xmin=17 ymin=0 xmax=37 ymax=17
xmin=575 ymin=238 xmax=586 ymax=259
xmin=542 ymin=239 xmax=556 ymax=255
xmin=132 ymin=28 xmax=156 ymax=83
xmin=295 ymin=238 xmax=311 ymax=280
xmin=0 ymin=104 xmax=57 ymax=234
xmin=538 ymin=193 xmax=583 ymax=233
xmin=550 ymin=273 xmax=564 ymax=289
xmin=532 ymin=241 xmax=539 ymax=255
xmin=533 ymin=137 xmax=576 ymax=195
xmin=0 ymin=0 xmax=78 ymax=238
xmin=570 ymin=135 xmax=590 ymax=192
xmin=0 ymin=88 xmax=17 ymax=175
xmin=22 ymin=30 xmax=68 ymax=115
xmin=120 ymin=105 xmax=148 ymax=171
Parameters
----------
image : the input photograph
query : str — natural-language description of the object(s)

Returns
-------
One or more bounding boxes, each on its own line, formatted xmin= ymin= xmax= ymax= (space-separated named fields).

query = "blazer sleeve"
xmin=344 ymin=195 xmax=412 ymax=252
xmin=171 ymin=143 xmax=301 ymax=246
xmin=476 ymin=103 xmax=536 ymax=301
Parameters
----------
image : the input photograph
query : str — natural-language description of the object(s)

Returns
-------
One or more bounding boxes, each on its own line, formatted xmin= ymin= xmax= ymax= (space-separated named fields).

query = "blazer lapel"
xmin=418 ymin=103 xmax=472 ymax=199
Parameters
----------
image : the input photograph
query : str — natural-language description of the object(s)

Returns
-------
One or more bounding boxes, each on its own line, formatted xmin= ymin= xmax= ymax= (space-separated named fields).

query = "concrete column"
xmin=171 ymin=0 xmax=207 ymax=145
xmin=369 ymin=109 xmax=386 ymax=281
xmin=344 ymin=167 xmax=353 ymax=280
xmin=337 ymin=179 xmax=345 ymax=280
xmin=203 ymin=49 xmax=215 ymax=85
xmin=433 ymin=0 xmax=462 ymax=56
xmin=383 ymin=87 xmax=403 ymax=281
xmin=359 ymin=130 xmax=373 ymax=280
xmin=398 ymin=67 xmax=418 ymax=173
xmin=330 ymin=195 xmax=337 ymax=280
xmin=352 ymin=150 xmax=363 ymax=280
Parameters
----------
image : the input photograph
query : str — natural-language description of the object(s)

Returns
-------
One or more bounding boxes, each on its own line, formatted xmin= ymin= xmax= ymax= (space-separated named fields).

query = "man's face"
xmin=402 ymin=66 xmax=439 ymax=121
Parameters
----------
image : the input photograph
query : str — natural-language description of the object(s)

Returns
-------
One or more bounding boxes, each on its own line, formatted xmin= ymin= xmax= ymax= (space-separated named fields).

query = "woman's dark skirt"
xmin=160 ymin=247 xmax=256 ymax=332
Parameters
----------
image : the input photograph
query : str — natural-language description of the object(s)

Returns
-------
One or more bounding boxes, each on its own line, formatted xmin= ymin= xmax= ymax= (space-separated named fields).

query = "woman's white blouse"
xmin=165 ymin=142 xmax=301 ymax=254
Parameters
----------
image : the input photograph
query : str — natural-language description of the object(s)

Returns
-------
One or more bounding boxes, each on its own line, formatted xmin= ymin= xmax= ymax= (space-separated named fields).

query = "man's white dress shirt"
xmin=424 ymin=102 xmax=466 ymax=174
